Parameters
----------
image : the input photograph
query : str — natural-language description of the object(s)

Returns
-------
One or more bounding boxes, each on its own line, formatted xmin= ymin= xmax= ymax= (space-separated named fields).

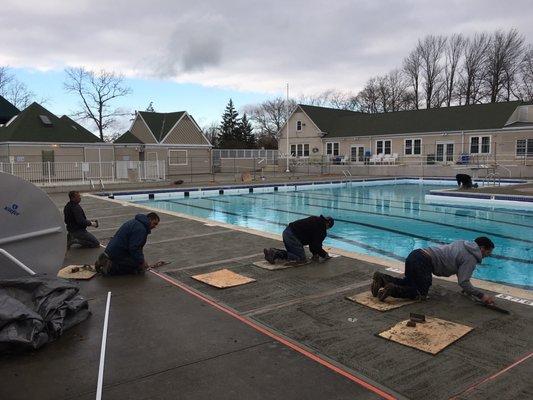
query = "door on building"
xmin=436 ymin=142 xmax=455 ymax=163
xmin=145 ymin=151 xmax=159 ymax=180
xmin=350 ymin=146 xmax=365 ymax=163
xmin=42 ymin=150 xmax=55 ymax=176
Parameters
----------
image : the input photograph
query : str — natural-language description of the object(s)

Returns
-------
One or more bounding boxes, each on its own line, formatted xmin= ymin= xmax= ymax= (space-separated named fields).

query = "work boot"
xmin=264 ymin=248 xmax=276 ymax=264
xmin=378 ymin=283 xmax=417 ymax=302
xmin=371 ymin=272 xmax=398 ymax=297
xmin=95 ymin=253 xmax=112 ymax=276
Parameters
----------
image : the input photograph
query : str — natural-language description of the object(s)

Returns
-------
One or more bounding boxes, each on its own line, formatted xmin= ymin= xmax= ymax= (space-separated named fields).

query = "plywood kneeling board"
xmin=253 ymin=260 xmax=311 ymax=270
xmin=192 ymin=269 xmax=256 ymax=288
xmin=379 ymin=317 xmax=473 ymax=355
xmin=346 ymin=291 xmax=417 ymax=311
xmin=57 ymin=265 xmax=97 ymax=280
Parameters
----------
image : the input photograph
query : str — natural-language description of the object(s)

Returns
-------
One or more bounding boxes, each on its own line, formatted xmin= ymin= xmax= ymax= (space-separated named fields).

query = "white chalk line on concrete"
xmin=96 ymin=291 xmax=112 ymax=400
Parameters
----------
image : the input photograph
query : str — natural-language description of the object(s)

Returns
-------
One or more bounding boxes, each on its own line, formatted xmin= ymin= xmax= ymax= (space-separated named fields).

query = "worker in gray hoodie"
xmin=371 ymin=237 xmax=495 ymax=305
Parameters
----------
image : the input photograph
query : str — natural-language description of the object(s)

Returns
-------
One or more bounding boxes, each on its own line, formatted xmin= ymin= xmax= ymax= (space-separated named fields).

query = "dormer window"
xmin=296 ymin=120 xmax=302 ymax=131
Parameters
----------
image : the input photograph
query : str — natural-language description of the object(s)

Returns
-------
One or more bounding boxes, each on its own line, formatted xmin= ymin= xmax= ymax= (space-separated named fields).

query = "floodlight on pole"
xmin=286 ymin=83 xmax=290 ymax=173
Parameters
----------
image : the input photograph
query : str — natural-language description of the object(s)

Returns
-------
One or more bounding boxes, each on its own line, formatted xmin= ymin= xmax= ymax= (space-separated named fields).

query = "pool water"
xmin=137 ymin=183 xmax=533 ymax=289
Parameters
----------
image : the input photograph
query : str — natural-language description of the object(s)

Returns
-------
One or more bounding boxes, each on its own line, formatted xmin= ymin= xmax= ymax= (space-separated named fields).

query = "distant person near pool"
xmin=264 ymin=215 xmax=334 ymax=266
xmin=95 ymin=213 xmax=160 ymax=276
xmin=456 ymin=173 xmax=478 ymax=189
xmin=64 ymin=191 xmax=100 ymax=249
xmin=371 ymin=237 xmax=496 ymax=305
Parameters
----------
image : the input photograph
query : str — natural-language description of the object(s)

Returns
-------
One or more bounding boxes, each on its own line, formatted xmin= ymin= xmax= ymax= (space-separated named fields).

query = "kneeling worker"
xmin=372 ymin=237 xmax=495 ymax=305
xmin=95 ymin=212 xmax=160 ymax=276
xmin=64 ymin=191 xmax=99 ymax=249
xmin=264 ymin=215 xmax=334 ymax=265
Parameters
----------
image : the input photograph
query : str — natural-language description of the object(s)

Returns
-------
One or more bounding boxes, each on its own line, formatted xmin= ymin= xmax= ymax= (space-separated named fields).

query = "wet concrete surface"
xmin=1 ymin=192 xmax=532 ymax=400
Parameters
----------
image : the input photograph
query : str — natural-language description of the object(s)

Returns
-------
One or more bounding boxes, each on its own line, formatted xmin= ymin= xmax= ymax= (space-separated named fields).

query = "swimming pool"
xmin=133 ymin=181 xmax=533 ymax=289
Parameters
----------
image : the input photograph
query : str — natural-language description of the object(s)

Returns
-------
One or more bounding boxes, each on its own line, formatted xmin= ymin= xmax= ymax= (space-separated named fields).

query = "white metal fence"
xmin=0 ymin=161 xmax=166 ymax=187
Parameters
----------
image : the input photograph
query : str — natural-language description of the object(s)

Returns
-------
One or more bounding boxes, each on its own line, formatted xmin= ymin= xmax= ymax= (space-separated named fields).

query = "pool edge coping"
xmin=84 ymin=192 xmax=533 ymax=303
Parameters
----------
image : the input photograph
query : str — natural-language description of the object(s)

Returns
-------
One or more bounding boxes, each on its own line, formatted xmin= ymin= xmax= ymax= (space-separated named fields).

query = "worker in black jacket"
xmin=64 ymin=191 xmax=99 ymax=249
xmin=264 ymin=215 xmax=334 ymax=265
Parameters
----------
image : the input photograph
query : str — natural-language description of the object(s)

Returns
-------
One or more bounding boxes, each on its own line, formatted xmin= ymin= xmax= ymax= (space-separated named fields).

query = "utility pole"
xmin=286 ymin=83 xmax=290 ymax=173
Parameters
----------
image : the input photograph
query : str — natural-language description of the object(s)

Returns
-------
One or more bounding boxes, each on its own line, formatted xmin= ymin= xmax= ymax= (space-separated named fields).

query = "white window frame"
xmin=404 ymin=138 xmax=422 ymax=155
xmin=516 ymin=138 xmax=533 ymax=157
xmin=168 ymin=149 xmax=188 ymax=166
xmin=469 ymin=135 xmax=491 ymax=154
xmin=375 ymin=140 xmax=392 ymax=155
xmin=296 ymin=120 xmax=302 ymax=131
xmin=293 ymin=143 xmax=310 ymax=157
xmin=290 ymin=144 xmax=297 ymax=157
xmin=326 ymin=142 xmax=340 ymax=156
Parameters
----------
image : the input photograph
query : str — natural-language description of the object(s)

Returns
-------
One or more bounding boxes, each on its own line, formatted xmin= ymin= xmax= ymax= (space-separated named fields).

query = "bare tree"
xmin=244 ymin=97 xmax=297 ymax=141
xmin=0 ymin=66 xmax=14 ymax=94
xmin=202 ymin=122 xmax=220 ymax=147
xmin=443 ymin=34 xmax=465 ymax=106
xmin=485 ymin=29 xmax=525 ymax=103
xmin=4 ymin=80 xmax=35 ymax=109
xmin=516 ymin=45 xmax=533 ymax=101
xmin=64 ymin=67 xmax=132 ymax=141
xmin=403 ymin=49 xmax=422 ymax=109
xmin=298 ymin=90 xmax=358 ymax=111
xmin=459 ymin=33 xmax=490 ymax=104
xmin=356 ymin=77 xmax=380 ymax=113
xmin=418 ymin=35 xmax=447 ymax=109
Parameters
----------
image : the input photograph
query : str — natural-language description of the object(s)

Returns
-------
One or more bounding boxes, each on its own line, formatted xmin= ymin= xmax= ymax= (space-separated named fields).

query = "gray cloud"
xmin=1 ymin=0 xmax=532 ymax=93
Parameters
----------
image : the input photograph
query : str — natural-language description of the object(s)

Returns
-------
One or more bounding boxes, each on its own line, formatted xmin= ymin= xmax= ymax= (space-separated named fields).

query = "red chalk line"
xmin=151 ymin=269 xmax=398 ymax=400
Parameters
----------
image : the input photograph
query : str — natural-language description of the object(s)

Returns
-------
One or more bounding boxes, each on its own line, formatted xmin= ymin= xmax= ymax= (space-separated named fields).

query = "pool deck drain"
xmin=1 ymin=192 xmax=531 ymax=400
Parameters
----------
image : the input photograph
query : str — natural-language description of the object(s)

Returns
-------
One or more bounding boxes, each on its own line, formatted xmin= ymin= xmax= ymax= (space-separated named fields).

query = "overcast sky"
xmin=1 ymin=0 xmax=532 ymax=128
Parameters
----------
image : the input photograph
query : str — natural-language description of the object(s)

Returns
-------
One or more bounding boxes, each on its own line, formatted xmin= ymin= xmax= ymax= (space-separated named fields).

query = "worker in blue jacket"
xmin=95 ymin=212 xmax=160 ymax=276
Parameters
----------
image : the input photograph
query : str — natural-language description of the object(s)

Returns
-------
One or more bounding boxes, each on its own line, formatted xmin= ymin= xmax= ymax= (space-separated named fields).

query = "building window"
xmin=470 ymin=136 xmax=490 ymax=154
xmin=516 ymin=139 xmax=533 ymax=157
xmin=168 ymin=149 xmax=187 ymax=165
xmin=293 ymin=144 xmax=310 ymax=157
xmin=405 ymin=138 xmax=422 ymax=155
xmin=376 ymin=140 xmax=391 ymax=155
xmin=326 ymin=142 xmax=339 ymax=156
xmin=296 ymin=120 xmax=302 ymax=131
xmin=290 ymin=145 xmax=296 ymax=156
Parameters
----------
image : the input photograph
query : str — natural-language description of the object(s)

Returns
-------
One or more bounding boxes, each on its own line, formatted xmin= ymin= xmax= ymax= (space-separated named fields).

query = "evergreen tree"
xmin=239 ymin=113 xmax=256 ymax=148
xmin=218 ymin=99 xmax=240 ymax=148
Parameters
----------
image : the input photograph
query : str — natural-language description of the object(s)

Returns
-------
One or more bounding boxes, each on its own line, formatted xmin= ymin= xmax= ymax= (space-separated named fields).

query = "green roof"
xmin=138 ymin=111 xmax=185 ymax=142
xmin=114 ymin=130 xmax=143 ymax=144
xmin=0 ymin=95 xmax=20 ymax=124
xmin=59 ymin=115 xmax=102 ymax=142
xmin=299 ymin=101 xmax=528 ymax=137
xmin=0 ymin=102 xmax=101 ymax=143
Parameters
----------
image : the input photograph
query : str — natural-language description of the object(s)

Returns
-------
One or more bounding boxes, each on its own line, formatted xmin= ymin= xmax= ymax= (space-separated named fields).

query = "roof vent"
xmin=39 ymin=115 xmax=53 ymax=126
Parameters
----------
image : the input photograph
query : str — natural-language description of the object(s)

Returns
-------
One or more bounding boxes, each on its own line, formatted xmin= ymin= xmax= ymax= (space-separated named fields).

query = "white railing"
xmin=0 ymin=161 xmax=166 ymax=187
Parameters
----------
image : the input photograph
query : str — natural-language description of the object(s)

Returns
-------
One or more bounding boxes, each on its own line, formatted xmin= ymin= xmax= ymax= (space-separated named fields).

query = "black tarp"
xmin=0 ymin=276 xmax=90 ymax=353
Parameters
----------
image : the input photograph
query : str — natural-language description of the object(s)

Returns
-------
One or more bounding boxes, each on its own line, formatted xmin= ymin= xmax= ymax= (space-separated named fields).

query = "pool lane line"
xmin=260 ymin=205 xmax=533 ymax=265
xmin=271 ymin=191 xmax=533 ymax=228
xmin=235 ymin=194 xmax=533 ymax=245
xmin=160 ymin=200 xmax=405 ymax=261
xmin=96 ymin=291 xmax=112 ymax=400
xmin=300 ymin=188 xmax=533 ymax=218
xmin=150 ymin=269 xmax=401 ymax=400
xmin=160 ymin=199 xmax=532 ymax=265
xmin=448 ymin=351 xmax=533 ymax=399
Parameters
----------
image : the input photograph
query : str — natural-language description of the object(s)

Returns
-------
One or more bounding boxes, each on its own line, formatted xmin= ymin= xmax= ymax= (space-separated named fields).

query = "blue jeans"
xmin=388 ymin=249 xmax=433 ymax=297
xmin=272 ymin=227 xmax=306 ymax=262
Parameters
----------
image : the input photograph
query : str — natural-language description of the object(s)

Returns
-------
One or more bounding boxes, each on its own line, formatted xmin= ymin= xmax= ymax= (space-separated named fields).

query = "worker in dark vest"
xmin=371 ymin=237 xmax=495 ymax=305
xmin=264 ymin=215 xmax=334 ymax=265
xmin=95 ymin=212 xmax=160 ymax=276
xmin=456 ymin=173 xmax=478 ymax=189
xmin=63 ymin=191 xmax=100 ymax=249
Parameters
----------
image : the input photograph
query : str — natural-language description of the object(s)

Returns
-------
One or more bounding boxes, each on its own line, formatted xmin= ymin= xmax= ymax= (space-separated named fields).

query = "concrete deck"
xmin=1 ymin=192 xmax=532 ymax=400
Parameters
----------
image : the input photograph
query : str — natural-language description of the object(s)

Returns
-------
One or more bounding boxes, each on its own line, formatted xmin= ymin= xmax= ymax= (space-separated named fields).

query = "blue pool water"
xmin=136 ymin=183 xmax=533 ymax=289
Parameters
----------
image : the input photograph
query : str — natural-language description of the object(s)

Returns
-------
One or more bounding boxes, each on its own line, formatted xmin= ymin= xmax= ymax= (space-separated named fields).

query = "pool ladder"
xmin=342 ymin=170 xmax=352 ymax=186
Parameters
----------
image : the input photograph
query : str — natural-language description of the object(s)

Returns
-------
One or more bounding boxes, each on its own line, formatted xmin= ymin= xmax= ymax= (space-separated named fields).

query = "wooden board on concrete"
xmin=253 ymin=260 xmax=312 ymax=271
xmin=57 ymin=265 xmax=97 ymax=280
xmin=192 ymin=269 xmax=256 ymax=288
xmin=378 ymin=317 xmax=473 ymax=355
xmin=346 ymin=291 xmax=417 ymax=311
